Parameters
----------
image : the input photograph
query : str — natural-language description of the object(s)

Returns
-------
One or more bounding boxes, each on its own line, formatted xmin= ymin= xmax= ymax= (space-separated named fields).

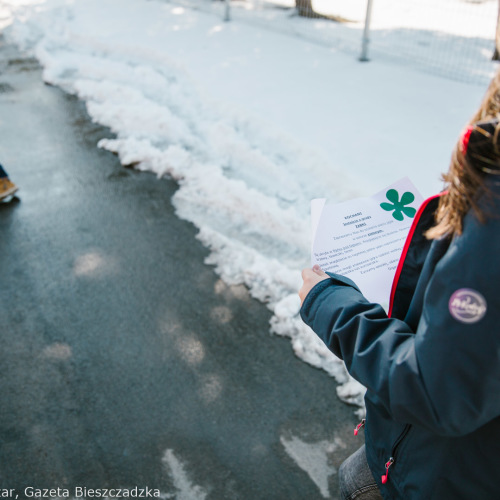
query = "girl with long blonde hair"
xmin=299 ymin=70 xmax=500 ymax=500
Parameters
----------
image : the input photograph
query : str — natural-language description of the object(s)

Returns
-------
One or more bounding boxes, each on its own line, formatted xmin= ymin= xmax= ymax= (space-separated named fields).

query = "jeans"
xmin=339 ymin=445 xmax=384 ymax=500
xmin=0 ymin=164 xmax=7 ymax=179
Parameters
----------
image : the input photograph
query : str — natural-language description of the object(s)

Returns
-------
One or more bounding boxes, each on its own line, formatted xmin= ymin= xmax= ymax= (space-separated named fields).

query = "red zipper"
xmin=380 ymin=424 xmax=412 ymax=485
xmin=381 ymin=458 xmax=394 ymax=484
xmin=354 ymin=418 xmax=366 ymax=436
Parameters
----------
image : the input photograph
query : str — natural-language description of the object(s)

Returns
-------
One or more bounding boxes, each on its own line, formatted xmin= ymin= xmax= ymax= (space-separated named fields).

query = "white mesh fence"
xmin=165 ymin=0 xmax=498 ymax=86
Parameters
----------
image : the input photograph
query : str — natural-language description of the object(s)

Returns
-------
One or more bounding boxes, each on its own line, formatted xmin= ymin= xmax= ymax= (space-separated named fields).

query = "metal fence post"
xmin=360 ymin=0 xmax=374 ymax=62
xmin=224 ymin=0 xmax=231 ymax=21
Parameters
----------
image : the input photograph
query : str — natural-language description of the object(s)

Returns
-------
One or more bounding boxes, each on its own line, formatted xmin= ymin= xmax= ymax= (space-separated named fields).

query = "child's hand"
xmin=299 ymin=265 xmax=329 ymax=305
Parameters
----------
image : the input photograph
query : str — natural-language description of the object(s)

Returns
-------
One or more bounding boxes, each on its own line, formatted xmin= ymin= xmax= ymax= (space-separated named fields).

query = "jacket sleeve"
xmin=300 ymin=211 xmax=500 ymax=437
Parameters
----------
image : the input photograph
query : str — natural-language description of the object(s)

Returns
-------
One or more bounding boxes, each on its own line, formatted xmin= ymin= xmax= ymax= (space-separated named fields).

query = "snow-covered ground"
xmin=173 ymin=0 xmax=497 ymax=84
xmin=0 ymin=0 xmax=492 ymax=409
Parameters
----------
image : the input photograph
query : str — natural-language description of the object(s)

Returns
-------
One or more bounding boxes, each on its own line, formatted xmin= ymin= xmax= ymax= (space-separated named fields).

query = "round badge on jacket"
xmin=448 ymin=288 xmax=487 ymax=324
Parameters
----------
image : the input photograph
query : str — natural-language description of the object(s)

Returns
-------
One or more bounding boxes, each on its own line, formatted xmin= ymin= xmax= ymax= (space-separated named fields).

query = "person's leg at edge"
xmin=0 ymin=163 xmax=8 ymax=179
xmin=339 ymin=445 xmax=384 ymax=500
xmin=0 ymin=163 xmax=19 ymax=200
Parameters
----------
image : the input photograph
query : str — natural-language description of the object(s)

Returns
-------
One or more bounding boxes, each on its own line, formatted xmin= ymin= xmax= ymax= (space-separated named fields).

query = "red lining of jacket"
xmin=388 ymin=193 xmax=445 ymax=318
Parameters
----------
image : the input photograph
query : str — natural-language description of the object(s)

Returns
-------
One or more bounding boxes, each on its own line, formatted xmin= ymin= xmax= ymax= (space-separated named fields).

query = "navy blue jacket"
xmin=300 ymin=187 xmax=500 ymax=499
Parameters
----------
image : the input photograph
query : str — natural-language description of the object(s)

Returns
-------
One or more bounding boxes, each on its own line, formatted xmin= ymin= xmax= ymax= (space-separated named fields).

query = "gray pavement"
xmin=0 ymin=37 xmax=362 ymax=499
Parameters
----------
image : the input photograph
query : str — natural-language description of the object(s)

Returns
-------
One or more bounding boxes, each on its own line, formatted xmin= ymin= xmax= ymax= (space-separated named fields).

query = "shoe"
xmin=0 ymin=177 xmax=18 ymax=201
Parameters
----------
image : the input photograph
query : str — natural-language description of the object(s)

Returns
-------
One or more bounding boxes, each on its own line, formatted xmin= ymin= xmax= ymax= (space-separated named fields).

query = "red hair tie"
xmin=460 ymin=125 xmax=473 ymax=155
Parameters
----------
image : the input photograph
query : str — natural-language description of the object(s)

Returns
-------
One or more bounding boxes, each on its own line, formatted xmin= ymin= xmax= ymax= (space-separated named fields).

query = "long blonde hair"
xmin=426 ymin=70 xmax=500 ymax=239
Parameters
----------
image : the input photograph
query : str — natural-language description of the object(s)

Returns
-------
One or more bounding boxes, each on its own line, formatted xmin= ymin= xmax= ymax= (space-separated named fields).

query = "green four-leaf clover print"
xmin=380 ymin=189 xmax=417 ymax=221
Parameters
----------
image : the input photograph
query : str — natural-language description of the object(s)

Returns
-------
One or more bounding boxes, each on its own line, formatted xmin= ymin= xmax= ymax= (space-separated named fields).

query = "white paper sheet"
xmin=311 ymin=178 xmax=424 ymax=308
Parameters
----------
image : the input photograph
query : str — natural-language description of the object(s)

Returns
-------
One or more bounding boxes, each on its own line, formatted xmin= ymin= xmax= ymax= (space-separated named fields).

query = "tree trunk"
xmin=296 ymin=0 xmax=321 ymax=18
xmin=295 ymin=0 xmax=348 ymax=21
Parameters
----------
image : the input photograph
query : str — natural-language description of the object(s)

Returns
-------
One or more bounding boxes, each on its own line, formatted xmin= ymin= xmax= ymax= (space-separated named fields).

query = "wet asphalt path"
xmin=0 ymin=37 xmax=361 ymax=499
